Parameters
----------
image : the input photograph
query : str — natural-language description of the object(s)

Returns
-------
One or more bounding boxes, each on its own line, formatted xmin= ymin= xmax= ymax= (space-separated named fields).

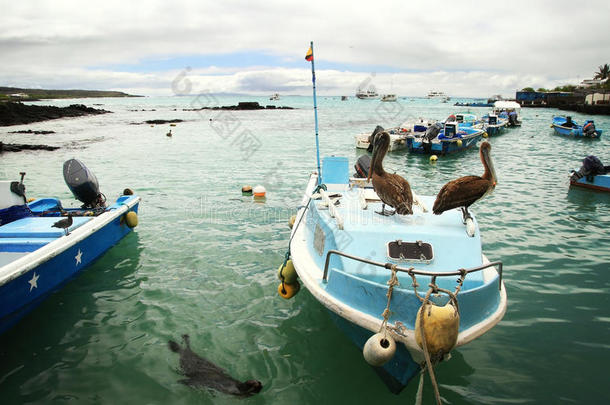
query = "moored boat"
xmin=286 ymin=156 xmax=506 ymax=393
xmin=0 ymin=160 xmax=140 ymax=334
xmin=482 ymin=113 xmax=508 ymax=135
xmin=570 ymin=155 xmax=610 ymax=191
xmin=381 ymin=94 xmax=397 ymax=102
xmin=493 ymin=101 xmax=521 ymax=127
xmin=406 ymin=122 xmax=485 ymax=155
xmin=551 ymin=116 xmax=603 ymax=138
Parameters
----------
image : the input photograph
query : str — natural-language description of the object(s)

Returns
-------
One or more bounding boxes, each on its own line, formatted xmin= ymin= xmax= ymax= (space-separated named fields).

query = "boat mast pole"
xmin=309 ymin=41 xmax=322 ymax=184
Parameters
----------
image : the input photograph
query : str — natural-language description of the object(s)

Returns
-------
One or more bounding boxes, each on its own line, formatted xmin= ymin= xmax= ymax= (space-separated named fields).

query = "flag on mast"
xmin=305 ymin=46 xmax=313 ymax=61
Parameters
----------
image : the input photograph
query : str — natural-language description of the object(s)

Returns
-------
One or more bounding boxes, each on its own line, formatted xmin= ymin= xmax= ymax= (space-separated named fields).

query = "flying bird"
xmin=367 ymin=131 xmax=413 ymax=215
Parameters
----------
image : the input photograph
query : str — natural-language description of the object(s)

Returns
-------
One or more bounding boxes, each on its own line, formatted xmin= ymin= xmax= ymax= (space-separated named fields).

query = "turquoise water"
xmin=1 ymin=95 xmax=609 ymax=404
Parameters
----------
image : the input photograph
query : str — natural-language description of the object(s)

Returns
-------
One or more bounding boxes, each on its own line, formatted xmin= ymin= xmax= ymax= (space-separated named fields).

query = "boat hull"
xmin=570 ymin=174 xmax=610 ymax=192
xmin=406 ymin=131 xmax=483 ymax=155
xmin=0 ymin=195 xmax=140 ymax=334
xmin=289 ymin=171 xmax=507 ymax=392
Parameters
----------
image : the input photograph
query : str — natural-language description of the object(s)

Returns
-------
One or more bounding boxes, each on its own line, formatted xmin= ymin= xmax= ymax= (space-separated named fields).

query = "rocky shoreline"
xmin=0 ymin=102 xmax=110 ymax=126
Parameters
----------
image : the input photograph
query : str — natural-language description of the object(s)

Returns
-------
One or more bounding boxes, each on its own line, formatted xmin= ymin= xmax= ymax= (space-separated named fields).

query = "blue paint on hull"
xmin=0 ymin=195 xmax=140 ymax=334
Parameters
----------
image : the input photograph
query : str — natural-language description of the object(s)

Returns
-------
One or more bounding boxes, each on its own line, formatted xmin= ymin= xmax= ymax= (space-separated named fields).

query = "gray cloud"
xmin=1 ymin=0 xmax=608 ymax=96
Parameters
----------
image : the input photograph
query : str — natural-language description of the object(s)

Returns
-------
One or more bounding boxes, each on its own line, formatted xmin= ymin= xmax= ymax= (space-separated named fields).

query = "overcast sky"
xmin=1 ymin=0 xmax=609 ymax=98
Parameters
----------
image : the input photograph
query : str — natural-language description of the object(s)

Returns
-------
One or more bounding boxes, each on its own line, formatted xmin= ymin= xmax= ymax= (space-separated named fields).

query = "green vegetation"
xmin=594 ymin=64 xmax=610 ymax=80
xmin=0 ymin=86 xmax=138 ymax=101
xmin=521 ymin=87 xmax=535 ymax=92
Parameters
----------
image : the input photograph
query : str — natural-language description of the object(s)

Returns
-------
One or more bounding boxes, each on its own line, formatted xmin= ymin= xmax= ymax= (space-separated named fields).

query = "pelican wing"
xmin=432 ymin=175 xmax=490 ymax=214
xmin=374 ymin=173 xmax=413 ymax=214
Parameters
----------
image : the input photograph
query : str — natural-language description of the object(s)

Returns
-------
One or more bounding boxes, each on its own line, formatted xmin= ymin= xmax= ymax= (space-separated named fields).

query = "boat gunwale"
xmin=0 ymin=196 xmax=140 ymax=285
xmin=290 ymin=173 xmax=507 ymax=354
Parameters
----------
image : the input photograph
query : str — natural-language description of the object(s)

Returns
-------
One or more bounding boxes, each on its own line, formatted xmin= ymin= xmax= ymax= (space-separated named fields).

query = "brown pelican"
xmin=432 ymin=141 xmax=496 ymax=221
xmin=52 ymin=212 xmax=73 ymax=236
xmin=367 ymin=131 xmax=413 ymax=215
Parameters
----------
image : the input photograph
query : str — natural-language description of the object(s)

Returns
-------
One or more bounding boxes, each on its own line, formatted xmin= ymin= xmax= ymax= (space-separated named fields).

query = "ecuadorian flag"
xmin=305 ymin=46 xmax=313 ymax=61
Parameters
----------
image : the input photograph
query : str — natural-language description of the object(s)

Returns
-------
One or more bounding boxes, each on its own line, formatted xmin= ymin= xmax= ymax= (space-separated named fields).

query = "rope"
xmin=410 ymin=269 xmax=468 ymax=405
xmin=379 ymin=265 xmax=400 ymax=335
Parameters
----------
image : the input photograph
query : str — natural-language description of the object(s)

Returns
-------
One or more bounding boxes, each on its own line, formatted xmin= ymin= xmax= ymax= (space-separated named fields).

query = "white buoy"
xmin=363 ymin=332 xmax=396 ymax=366
xmin=253 ymin=185 xmax=266 ymax=198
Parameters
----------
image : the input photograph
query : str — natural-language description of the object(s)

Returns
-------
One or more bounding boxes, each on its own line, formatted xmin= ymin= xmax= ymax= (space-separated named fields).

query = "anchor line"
xmin=411 ymin=269 xmax=468 ymax=405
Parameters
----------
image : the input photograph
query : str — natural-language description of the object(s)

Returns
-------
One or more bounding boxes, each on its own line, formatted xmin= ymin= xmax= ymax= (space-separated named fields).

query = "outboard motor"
xmin=367 ymin=125 xmax=385 ymax=153
xmin=570 ymin=155 xmax=607 ymax=182
xmin=63 ymin=159 xmax=105 ymax=208
xmin=488 ymin=115 xmax=498 ymax=125
xmin=0 ymin=172 xmax=32 ymax=225
xmin=423 ymin=122 xmax=443 ymax=142
xmin=508 ymin=111 xmax=519 ymax=126
xmin=354 ymin=155 xmax=372 ymax=178
xmin=583 ymin=121 xmax=597 ymax=137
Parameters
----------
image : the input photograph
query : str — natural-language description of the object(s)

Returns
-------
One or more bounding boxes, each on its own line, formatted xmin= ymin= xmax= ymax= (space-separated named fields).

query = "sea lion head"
xmin=238 ymin=379 xmax=263 ymax=396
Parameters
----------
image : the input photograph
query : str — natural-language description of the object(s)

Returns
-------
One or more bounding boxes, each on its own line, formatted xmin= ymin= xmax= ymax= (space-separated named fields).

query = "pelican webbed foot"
xmin=376 ymin=204 xmax=396 ymax=216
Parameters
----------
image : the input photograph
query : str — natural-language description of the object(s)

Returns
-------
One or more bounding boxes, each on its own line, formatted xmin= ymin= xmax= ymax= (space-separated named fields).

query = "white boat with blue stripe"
xmin=288 ymin=156 xmax=507 ymax=393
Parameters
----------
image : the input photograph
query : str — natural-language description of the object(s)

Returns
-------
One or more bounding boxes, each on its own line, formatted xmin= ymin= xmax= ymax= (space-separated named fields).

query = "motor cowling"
xmin=63 ymin=159 xmax=105 ymax=208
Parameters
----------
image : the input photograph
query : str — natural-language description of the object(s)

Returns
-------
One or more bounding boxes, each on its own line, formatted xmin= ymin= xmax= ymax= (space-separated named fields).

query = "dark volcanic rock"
xmin=0 ymin=102 xmax=110 ymax=126
xmin=144 ymin=119 xmax=184 ymax=124
xmin=0 ymin=141 xmax=60 ymax=152
xmin=8 ymin=129 xmax=55 ymax=134
xmin=184 ymin=101 xmax=294 ymax=111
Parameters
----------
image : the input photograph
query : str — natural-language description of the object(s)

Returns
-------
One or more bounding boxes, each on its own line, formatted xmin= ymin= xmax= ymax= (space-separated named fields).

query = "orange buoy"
xmin=278 ymin=281 xmax=300 ymax=299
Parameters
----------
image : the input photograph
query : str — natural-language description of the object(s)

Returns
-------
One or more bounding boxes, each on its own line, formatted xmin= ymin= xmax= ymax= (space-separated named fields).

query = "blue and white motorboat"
xmin=0 ymin=160 xmax=140 ymax=334
xmin=452 ymin=113 xmax=484 ymax=129
xmin=405 ymin=122 xmax=485 ymax=155
xmin=482 ymin=113 xmax=508 ymax=135
xmin=286 ymin=157 xmax=506 ymax=393
xmin=570 ymin=155 xmax=610 ymax=192
xmin=551 ymin=116 xmax=602 ymax=138
xmin=493 ymin=101 xmax=521 ymax=127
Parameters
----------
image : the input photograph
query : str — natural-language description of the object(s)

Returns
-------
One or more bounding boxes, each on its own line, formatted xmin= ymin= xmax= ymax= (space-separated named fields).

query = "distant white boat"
xmin=427 ymin=90 xmax=447 ymax=99
xmin=381 ymin=94 xmax=397 ymax=102
xmin=269 ymin=93 xmax=280 ymax=101
xmin=356 ymin=88 xmax=379 ymax=99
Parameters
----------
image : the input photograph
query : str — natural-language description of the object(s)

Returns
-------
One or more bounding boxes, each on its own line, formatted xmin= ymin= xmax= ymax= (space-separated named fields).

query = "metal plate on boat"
xmin=386 ymin=240 xmax=433 ymax=263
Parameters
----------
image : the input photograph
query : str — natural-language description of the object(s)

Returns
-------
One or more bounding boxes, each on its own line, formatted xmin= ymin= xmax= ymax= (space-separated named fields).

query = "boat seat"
xmin=0 ymin=216 xmax=92 ymax=238
xmin=28 ymin=198 xmax=63 ymax=215
xmin=322 ymin=156 xmax=349 ymax=185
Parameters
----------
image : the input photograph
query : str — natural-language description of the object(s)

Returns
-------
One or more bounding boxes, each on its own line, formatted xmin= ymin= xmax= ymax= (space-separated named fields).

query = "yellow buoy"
xmin=429 ymin=155 xmax=438 ymax=162
xmin=482 ymin=132 xmax=489 ymax=138
xmin=288 ymin=215 xmax=296 ymax=229
xmin=277 ymin=259 xmax=297 ymax=284
xmin=415 ymin=302 xmax=459 ymax=361
xmin=363 ymin=332 xmax=396 ymax=366
xmin=278 ymin=280 xmax=300 ymax=299
xmin=27 ymin=197 xmax=36 ymax=203
xmin=124 ymin=211 xmax=138 ymax=228
xmin=456 ymin=139 xmax=463 ymax=147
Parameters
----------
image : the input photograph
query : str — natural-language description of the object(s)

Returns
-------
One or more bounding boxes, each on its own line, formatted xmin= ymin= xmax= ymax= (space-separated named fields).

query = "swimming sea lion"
xmin=168 ymin=334 xmax=262 ymax=397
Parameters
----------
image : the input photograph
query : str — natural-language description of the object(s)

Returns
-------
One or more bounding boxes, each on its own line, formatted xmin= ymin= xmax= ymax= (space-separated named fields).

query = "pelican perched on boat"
xmin=367 ymin=131 xmax=413 ymax=215
xmin=433 ymin=141 xmax=496 ymax=222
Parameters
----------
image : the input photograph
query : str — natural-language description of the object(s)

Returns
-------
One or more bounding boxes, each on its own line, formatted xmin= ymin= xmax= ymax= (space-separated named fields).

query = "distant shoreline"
xmin=0 ymin=86 xmax=140 ymax=102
